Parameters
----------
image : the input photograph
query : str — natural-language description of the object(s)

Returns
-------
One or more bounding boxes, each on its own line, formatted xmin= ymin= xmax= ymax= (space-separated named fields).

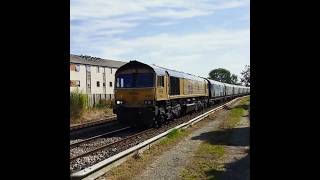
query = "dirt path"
xmin=133 ymin=99 xmax=247 ymax=180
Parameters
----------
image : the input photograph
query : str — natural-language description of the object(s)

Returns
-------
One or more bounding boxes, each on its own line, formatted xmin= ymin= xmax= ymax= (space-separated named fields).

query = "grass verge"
xmin=70 ymin=91 xmax=115 ymax=125
xmin=180 ymin=96 xmax=250 ymax=180
xmin=71 ymin=108 xmax=115 ymax=125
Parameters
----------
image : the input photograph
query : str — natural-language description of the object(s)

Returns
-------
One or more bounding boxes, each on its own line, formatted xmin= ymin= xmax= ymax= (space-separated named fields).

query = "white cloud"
xmin=94 ymin=28 xmax=249 ymax=77
xmin=71 ymin=0 xmax=249 ymax=36
xmin=71 ymin=0 xmax=248 ymax=20
xmin=70 ymin=0 xmax=250 ymax=77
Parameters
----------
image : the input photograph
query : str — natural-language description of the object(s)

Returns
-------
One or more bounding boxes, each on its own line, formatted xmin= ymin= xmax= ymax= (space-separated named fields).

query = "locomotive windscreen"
xmin=116 ymin=73 xmax=154 ymax=88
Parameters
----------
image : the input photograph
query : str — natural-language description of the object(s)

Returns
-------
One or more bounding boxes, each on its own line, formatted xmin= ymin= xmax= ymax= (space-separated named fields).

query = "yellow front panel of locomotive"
xmin=115 ymin=88 xmax=155 ymax=106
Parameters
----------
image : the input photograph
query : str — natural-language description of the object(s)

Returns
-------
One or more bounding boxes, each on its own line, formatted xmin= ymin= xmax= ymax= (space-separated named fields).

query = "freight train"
xmin=113 ymin=60 xmax=249 ymax=127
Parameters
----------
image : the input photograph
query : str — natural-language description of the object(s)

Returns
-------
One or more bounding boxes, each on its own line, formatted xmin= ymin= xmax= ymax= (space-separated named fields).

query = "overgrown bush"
xmin=94 ymin=99 xmax=114 ymax=109
xmin=70 ymin=90 xmax=88 ymax=121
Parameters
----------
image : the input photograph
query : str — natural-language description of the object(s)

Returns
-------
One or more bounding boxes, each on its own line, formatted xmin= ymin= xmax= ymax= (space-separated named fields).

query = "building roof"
xmin=70 ymin=54 xmax=127 ymax=68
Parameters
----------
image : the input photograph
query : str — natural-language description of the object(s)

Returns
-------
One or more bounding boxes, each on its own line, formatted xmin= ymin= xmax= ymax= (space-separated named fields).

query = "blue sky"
xmin=71 ymin=0 xmax=250 ymax=77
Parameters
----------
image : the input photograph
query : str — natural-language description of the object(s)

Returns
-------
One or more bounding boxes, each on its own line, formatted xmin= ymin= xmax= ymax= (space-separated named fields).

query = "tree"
xmin=240 ymin=65 xmax=250 ymax=87
xmin=230 ymin=74 xmax=239 ymax=85
xmin=208 ymin=68 xmax=240 ymax=85
xmin=208 ymin=68 xmax=231 ymax=83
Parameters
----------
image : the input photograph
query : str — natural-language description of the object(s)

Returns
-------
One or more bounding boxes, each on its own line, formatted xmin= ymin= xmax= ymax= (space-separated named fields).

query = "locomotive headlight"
xmin=116 ymin=100 xmax=123 ymax=104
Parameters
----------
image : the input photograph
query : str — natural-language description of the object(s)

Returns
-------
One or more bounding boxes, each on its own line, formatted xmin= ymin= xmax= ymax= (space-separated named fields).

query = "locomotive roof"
xmin=120 ymin=60 xmax=205 ymax=82
xmin=150 ymin=64 xmax=205 ymax=82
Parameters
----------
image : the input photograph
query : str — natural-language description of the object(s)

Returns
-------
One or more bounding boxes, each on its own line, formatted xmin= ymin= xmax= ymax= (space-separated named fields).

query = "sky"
xmin=70 ymin=0 xmax=250 ymax=78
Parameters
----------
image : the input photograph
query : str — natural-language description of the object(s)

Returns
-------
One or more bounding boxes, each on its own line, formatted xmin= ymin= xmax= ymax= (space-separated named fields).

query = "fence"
xmin=86 ymin=94 xmax=114 ymax=107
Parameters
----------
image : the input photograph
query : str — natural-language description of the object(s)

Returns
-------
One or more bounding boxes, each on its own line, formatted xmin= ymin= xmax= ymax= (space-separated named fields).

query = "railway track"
xmin=70 ymin=128 xmax=153 ymax=162
xmin=70 ymin=102 xmax=229 ymax=173
xmin=70 ymin=117 xmax=126 ymax=143
xmin=70 ymin=126 xmax=131 ymax=148
xmin=70 ymin=115 xmax=117 ymax=132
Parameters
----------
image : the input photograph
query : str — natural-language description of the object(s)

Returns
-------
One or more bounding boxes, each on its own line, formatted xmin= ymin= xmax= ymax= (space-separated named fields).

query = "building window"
xmin=157 ymin=76 xmax=164 ymax=87
xmin=70 ymin=80 xmax=80 ymax=87
xmin=97 ymin=81 xmax=100 ymax=87
xmin=70 ymin=64 xmax=75 ymax=71
xmin=75 ymin=65 xmax=80 ymax=72
xmin=70 ymin=64 xmax=80 ymax=72
xmin=109 ymin=82 xmax=112 ymax=87
xmin=97 ymin=66 xmax=100 ymax=73
xmin=110 ymin=68 xmax=112 ymax=74
xmin=103 ymin=82 xmax=106 ymax=87
xmin=86 ymin=65 xmax=91 ymax=72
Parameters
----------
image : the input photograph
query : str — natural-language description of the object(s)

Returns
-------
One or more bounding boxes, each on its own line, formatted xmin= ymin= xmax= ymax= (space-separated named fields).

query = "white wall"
xmin=70 ymin=63 xmax=117 ymax=95
xmin=70 ymin=64 xmax=87 ymax=93
xmin=105 ymin=67 xmax=117 ymax=94
xmin=90 ymin=66 xmax=104 ymax=94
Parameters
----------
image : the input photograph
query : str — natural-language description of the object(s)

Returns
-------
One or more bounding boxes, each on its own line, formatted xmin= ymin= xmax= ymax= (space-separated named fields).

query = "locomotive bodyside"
xmin=114 ymin=61 xmax=209 ymax=127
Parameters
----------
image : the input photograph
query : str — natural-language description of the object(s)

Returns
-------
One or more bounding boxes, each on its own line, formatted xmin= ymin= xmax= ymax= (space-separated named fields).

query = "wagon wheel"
xmin=154 ymin=114 xmax=165 ymax=128
xmin=160 ymin=114 xmax=165 ymax=124
xmin=154 ymin=118 xmax=160 ymax=128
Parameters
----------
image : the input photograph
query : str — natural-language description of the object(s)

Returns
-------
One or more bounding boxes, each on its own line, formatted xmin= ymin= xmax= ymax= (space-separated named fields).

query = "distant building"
xmin=70 ymin=54 xmax=127 ymax=95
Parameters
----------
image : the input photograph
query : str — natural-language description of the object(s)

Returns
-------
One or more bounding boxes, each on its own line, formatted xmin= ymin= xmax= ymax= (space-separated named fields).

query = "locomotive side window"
xmin=157 ymin=76 xmax=164 ymax=87
xmin=121 ymin=78 xmax=124 ymax=87
xmin=169 ymin=76 xmax=180 ymax=95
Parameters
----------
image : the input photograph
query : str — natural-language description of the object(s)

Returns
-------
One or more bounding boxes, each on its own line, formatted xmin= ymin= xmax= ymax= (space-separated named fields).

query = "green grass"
xmin=70 ymin=90 xmax=115 ymax=124
xmin=221 ymin=96 xmax=249 ymax=129
xmin=160 ymin=128 xmax=186 ymax=145
xmin=181 ymin=143 xmax=226 ymax=180
xmin=94 ymin=99 xmax=114 ymax=109
xmin=223 ymin=107 xmax=244 ymax=129
xmin=70 ymin=90 xmax=88 ymax=122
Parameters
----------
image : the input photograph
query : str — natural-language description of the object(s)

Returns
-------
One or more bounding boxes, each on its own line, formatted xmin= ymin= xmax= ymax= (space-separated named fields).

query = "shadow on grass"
xmin=233 ymin=104 xmax=249 ymax=111
xmin=205 ymin=153 xmax=250 ymax=180
xmin=191 ymin=127 xmax=249 ymax=147
xmin=190 ymin=120 xmax=250 ymax=179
